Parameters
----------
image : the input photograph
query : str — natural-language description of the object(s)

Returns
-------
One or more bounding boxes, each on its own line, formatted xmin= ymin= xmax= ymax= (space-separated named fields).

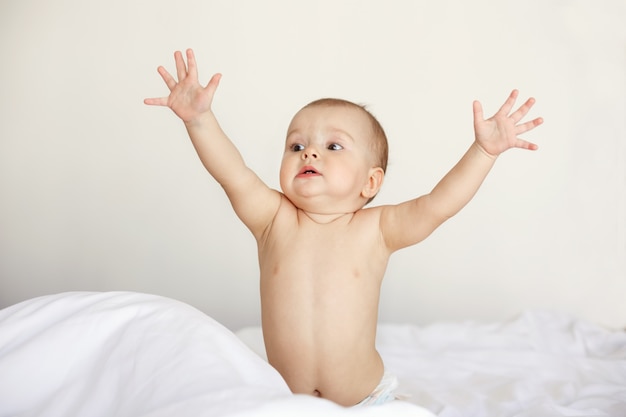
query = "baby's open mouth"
xmin=298 ymin=166 xmax=320 ymax=176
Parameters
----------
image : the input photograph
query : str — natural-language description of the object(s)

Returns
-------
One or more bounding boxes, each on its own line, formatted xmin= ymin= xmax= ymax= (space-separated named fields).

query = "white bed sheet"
xmin=1 ymin=292 xmax=624 ymax=417
xmin=0 ymin=292 xmax=431 ymax=417
xmin=238 ymin=310 xmax=626 ymax=417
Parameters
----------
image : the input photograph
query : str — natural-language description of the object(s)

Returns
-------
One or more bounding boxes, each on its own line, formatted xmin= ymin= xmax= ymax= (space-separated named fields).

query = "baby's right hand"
xmin=144 ymin=49 xmax=221 ymax=125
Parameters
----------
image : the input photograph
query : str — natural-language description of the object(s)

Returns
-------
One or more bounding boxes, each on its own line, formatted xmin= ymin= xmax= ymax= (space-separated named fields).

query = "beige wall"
xmin=1 ymin=0 xmax=624 ymax=329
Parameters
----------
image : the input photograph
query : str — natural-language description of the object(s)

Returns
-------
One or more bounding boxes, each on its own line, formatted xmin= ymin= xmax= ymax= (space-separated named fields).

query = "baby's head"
xmin=279 ymin=98 xmax=388 ymax=214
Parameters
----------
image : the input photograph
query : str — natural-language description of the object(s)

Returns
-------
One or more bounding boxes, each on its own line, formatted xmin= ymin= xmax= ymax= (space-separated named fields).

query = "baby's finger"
xmin=143 ymin=97 xmax=168 ymax=106
xmin=472 ymin=100 xmax=484 ymax=123
xmin=510 ymin=97 xmax=536 ymax=124
xmin=174 ymin=50 xmax=187 ymax=82
xmin=157 ymin=66 xmax=177 ymax=91
xmin=496 ymin=89 xmax=519 ymax=116
xmin=204 ymin=73 xmax=222 ymax=97
xmin=186 ymin=49 xmax=198 ymax=80
xmin=515 ymin=138 xmax=538 ymax=151
xmin=515 ymin=117 xmax=543 ymax=134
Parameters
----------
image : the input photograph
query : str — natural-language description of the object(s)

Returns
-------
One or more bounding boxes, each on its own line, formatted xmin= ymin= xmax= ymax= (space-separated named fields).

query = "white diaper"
xmin=354 ymin=371 xmax=399 ymax=406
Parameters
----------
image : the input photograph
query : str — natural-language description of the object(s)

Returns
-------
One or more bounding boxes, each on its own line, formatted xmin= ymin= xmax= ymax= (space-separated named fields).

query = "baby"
xmin=144 ymin=49 xmax=543 ymax=406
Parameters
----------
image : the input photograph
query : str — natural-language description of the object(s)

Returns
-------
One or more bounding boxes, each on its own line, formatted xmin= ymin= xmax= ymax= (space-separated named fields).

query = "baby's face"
xmin=279 ymin=105 xmax=380 ymax=213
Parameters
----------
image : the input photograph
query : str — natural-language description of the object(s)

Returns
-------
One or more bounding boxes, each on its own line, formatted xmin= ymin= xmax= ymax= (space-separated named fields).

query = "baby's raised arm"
xmin=380 ymin=90 xmax=543 ymax=252
xmin=145 ymin=49 xmax=280 ymax=238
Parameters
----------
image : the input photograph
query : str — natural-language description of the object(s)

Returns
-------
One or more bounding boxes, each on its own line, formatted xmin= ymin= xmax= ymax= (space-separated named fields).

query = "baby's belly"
xmin=262 ymin=312 xmax=384 ymax=406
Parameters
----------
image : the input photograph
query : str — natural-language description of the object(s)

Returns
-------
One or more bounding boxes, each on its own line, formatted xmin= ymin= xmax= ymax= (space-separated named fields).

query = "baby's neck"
xmin=297 ymin=209 xmax=356 ymax=225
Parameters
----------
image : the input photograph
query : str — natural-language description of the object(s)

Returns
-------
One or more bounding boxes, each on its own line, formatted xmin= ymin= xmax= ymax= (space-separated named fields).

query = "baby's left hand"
xmin=473 ymin=90 xmax=543 ymax=157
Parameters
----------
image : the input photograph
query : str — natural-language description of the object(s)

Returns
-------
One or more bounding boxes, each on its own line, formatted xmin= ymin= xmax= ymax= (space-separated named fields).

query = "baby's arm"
xmin=381 ymin=90 xmax=543 ymax=251
xmin=144 ymin=49 xmax=280 ymax=238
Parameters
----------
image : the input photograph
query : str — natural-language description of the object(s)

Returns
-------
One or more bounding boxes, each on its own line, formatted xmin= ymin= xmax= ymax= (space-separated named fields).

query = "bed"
xmin=0 ymin=292 xmax=624 ymax=417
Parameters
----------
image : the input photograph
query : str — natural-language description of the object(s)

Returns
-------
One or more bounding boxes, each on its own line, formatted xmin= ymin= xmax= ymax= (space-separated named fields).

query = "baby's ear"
xmin=361 ymin=167 xmax=385 ymax=199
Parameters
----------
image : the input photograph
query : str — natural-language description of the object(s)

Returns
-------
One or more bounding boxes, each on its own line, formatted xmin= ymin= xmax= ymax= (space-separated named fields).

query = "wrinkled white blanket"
xmin=0 ymin=292 xmax=431 ymax=417
xmin=238 ymin=309 xmax=626 ymax=417
xmin=1 ymin=292 xmax=625 ymax=417
xmin=376 ymin=313 xmax=626 ymax=417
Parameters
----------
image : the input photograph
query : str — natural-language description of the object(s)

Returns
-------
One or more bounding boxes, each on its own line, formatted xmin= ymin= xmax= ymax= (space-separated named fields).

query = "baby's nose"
xmin=302 ymin=149 xmax=318 ymax=159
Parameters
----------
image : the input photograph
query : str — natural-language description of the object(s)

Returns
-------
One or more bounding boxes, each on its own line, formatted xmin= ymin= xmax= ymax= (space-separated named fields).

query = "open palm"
xmin=144 ymin=49 xmax=221 ymax=124
xmin=473 ymin=90 xmax=543 ymax=156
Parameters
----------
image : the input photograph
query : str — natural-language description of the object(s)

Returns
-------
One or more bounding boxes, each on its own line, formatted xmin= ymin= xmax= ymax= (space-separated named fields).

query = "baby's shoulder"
xmin=353 ymin=205 xmax=385 ymax=223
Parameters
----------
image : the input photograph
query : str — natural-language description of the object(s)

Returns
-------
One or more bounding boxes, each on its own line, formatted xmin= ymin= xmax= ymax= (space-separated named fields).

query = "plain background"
xmin=1 ymin=0 xmax=624 ymax=330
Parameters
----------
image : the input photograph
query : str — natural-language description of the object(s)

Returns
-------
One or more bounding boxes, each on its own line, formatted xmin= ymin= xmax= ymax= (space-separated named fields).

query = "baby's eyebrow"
xmin=285 ymin=129 xmax=300 ymax=140
xmin=327 ymin=128 xmax=355 ymax=142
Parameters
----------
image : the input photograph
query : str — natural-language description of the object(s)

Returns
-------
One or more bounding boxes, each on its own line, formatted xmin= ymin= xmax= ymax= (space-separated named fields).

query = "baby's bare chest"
xmin=259 ymin=216 xmax=389 ymax=285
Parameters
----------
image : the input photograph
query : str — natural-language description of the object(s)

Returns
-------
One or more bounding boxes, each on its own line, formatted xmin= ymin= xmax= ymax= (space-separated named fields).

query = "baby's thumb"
xmin=472 ymin=100 xmax=484 ymax=123
xmin=206 ymin=73 xmax=222 ymax=95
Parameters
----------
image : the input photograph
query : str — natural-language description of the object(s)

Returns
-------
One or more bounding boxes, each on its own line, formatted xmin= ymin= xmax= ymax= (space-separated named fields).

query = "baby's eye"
xmin=328 ymin=143 xmax=343 ymax=151
xmin=291 ymin=143 xmax=305 ymax=152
